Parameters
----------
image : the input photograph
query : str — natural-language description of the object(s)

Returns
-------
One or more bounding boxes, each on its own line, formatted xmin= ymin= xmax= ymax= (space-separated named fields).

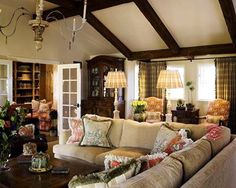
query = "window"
xmin=167 ymin=64 xmax=185 ymax=100
xmin=197 ymin=61 xmax=215 ymax=101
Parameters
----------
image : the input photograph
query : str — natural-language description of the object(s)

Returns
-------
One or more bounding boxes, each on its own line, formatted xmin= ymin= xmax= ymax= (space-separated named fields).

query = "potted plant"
xmin=186 ymin=81 xmax=195 ymax=111
xmin=49 ymin=110 xmax=57 ymax=137
xmin=132 ymin=100 xmax=147 ymax=122
xmin=176 ymin=99 xmax=185 ymax=110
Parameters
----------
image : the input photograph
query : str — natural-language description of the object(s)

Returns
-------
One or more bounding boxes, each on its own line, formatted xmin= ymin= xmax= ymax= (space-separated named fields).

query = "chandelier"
xmin=0 ymin=0 xmax=87 ymax=51
xmin=29 ymin=0 xmax=88 ymax=51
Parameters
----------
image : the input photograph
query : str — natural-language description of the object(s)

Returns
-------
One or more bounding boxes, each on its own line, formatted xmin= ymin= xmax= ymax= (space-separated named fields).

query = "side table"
xmin=171 ymin=109 xmax=199 ymax=124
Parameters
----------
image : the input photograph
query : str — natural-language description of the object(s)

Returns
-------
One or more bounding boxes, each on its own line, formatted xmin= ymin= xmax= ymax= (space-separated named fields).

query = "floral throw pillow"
xmin=66 ymin=118 xmax=84 ymax=144
xmin=163 ymin=129 xmax=193 ymax=155
xmin=80 ymin=117 xmax=112 ymax=148
xmin=104 ymin=154 xmax=133 ymax=170
xmin=151 ymin=124 xmax=178 ymax=154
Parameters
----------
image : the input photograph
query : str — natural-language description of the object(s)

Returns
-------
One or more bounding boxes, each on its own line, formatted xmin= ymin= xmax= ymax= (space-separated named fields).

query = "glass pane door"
xmin=58 ymin=64 xmax=81 ymax=132
xmin=0 ymin=61 xmax=12 ymax=106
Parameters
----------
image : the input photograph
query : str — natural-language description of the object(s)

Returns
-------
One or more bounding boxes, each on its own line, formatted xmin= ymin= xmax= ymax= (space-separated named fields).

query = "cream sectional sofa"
xmin=53 ymin=119 xmax=236 ymax=188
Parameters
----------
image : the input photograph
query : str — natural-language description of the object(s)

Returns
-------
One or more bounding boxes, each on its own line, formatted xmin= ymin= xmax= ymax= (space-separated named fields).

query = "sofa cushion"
xmin=115 ymin=156 xmax=183 ymax=188
xmin=170 ymin=122 xmax=209 ymax=141
xmin=53 ymin=144 xmax=111 ymax=163
xmin=108 ymin=119 xmax=124 ymax=147
xmin=80 ymin=117 xmax=112 ymax=148
xmin=95 ymin=147 xmax=150 ymax=166
xmin=170 ymin=139 xmax=212 ymax=181
xmin=119 ymin=120 xmax=162 ymax=149
xmin=203 ymin=126 xmax=231 ymax=156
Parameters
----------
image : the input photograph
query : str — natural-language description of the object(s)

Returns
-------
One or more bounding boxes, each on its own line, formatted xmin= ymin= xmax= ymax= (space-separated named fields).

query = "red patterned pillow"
xmin=104 ymin=154 xmax=133 ymax=170
xmin=138 ymin=152 xmax=168 ymax=171
xmin=18 ymin=124 xmax=35 ymax=139
xmin=66 ymin=118 xmax=84 ymax=144
xmin=163 ymin=129 xmax=194 ymax=155
xmin=205 ymin=124 xmax=224 ymax=141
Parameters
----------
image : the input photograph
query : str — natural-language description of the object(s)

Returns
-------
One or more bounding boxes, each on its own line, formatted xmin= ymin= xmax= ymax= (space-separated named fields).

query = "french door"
xmin=58 ymin=64 xmax=81 ymax=133
xmin=0 ymin=60 xmax=12 ymax=106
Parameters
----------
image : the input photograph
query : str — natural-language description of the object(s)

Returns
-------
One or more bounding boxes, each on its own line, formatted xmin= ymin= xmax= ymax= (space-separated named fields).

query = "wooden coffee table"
xmin=0 ymin=157 xmax=103 ymax=188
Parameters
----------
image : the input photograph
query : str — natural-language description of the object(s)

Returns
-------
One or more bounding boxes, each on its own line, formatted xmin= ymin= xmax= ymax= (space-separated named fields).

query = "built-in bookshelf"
xmin=13 ymin=62 xmax=42 ymax=104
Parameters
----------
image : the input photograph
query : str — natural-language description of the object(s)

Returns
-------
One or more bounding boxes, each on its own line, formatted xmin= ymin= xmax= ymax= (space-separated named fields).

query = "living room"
xmin=0 ymin=0 xmax=236 ymax=187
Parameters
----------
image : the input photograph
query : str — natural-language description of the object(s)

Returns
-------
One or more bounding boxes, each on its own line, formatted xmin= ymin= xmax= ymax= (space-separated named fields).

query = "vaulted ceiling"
xmin=8 ymin=0 xmax=236 ymax=60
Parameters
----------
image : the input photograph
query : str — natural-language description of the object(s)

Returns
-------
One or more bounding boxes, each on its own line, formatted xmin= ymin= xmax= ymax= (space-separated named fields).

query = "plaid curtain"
xmin=139 ymin=61 xmax=166 ymax=99
xmin=215 ymin=57 xmax=236 ymax=133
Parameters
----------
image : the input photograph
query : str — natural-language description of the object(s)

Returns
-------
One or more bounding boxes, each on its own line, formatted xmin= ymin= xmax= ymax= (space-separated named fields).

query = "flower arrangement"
xmin=0 ymin=100 xmax=26 ymax=168
xmin=132 ymin=100 xmax=147 ymax=114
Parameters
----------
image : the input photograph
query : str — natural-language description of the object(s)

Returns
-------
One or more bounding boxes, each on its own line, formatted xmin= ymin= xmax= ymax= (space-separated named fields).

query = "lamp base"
xmin=165 ymin=113 xmax=172 ymax=123
xmin=113 ymin=110 xmax=120 ymax=119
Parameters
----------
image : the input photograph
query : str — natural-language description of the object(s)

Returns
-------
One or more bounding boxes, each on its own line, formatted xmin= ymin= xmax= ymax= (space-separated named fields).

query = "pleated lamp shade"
xmin=156 ymin=70 xmax=183 ymax=89
xmin=105 ymin=71 xmax=127 ymax=88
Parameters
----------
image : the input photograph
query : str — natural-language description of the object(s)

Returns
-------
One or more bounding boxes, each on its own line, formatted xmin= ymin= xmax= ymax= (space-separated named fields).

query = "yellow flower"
xmin=132 ymin=100 xmax=147 ymax=113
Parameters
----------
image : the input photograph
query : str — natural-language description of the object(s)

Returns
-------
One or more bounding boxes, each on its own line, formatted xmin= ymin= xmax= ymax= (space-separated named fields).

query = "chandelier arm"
xmin=46 ymin=10 xmax=74 ymax=32
xmin=0 ymin=13 xmax=30 ymax=37
xmin=1 ymin=7 xmax=31 ymax=28
xmin=73 ymin=19 xmax=86 ymax=32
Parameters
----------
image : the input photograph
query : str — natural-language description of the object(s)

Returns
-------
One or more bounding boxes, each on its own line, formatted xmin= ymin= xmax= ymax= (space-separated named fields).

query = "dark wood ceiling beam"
xmin=88 ymin=0 xmax=133 ymax=11
xmin=218 ymin=0 xmax=236 ymax=46
xmin=133 ymin=0 xmax=180 ymax=53
xmin=129 ymin=44 xmax=236 ymax=60
xmin=87 ymin=13 xmax=132 ymax=58
xmin=44 ymin=0 xmax=77 ymax=9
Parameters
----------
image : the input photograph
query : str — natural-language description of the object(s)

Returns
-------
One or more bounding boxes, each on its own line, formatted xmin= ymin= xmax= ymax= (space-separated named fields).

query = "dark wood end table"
xmin=171 ymin=109 xmax=200 ymax=124
xmin=0 ymin=157 xmax=103 ymax=188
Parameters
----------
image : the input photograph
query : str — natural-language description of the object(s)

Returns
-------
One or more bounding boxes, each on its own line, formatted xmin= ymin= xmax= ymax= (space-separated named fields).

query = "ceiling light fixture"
xmin=29 ymin=0 xmax=88 ymax=51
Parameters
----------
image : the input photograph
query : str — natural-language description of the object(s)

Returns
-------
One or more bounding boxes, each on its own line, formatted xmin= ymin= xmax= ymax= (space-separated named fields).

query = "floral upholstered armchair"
xmin=144 ymin=97 xmax=163 ymax=123
xmin=201 ymin=98 xmax=230 ymax=126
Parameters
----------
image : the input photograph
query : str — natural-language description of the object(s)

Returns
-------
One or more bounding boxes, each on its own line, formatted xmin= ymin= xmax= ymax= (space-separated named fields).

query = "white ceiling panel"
xmin=149 ymin=0 xmax=231 ymax=47
xmin=93 ymin=2 xmax=168 ymax=52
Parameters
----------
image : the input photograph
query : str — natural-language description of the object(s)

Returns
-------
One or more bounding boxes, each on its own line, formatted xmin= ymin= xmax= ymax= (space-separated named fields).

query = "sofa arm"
xmin=59 ymin=129 xmax=71 ymax=145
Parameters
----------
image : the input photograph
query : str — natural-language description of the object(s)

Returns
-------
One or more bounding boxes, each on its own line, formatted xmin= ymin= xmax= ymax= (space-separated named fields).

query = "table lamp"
xmin=105 ymin=69 xmax=127 ymax=119
xmin=156 ymin=70 xmax=183 ymax=122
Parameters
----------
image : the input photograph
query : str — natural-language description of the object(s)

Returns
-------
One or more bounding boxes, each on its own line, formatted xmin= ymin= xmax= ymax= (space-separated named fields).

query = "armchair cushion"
xmin=146 ymin=111 xmax=161 ymax=123
xmin=206 ymin=115 xmax=224 ymax=124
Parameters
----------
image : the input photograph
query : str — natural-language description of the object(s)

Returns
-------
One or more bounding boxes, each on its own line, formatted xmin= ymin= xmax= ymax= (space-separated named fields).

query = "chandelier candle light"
xmin=156 ymin=70 xmax=183 ymax=122
xmin=105 ymin=69 xmax=127 ymax=119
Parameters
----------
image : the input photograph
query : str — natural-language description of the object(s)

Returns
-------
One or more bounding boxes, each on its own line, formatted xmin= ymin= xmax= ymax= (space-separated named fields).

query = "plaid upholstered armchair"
xmin=200 ymin=98 xmax=230 ymax=126
xmin=144 ymin=97 xmax=163 ymax=123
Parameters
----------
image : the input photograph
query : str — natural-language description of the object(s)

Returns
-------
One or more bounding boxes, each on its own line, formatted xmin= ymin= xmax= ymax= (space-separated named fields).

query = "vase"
xmin=0 ymin=145 xmax=11 ymax=172
xmin=133 ymin=113 xmax=147 ymax=122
